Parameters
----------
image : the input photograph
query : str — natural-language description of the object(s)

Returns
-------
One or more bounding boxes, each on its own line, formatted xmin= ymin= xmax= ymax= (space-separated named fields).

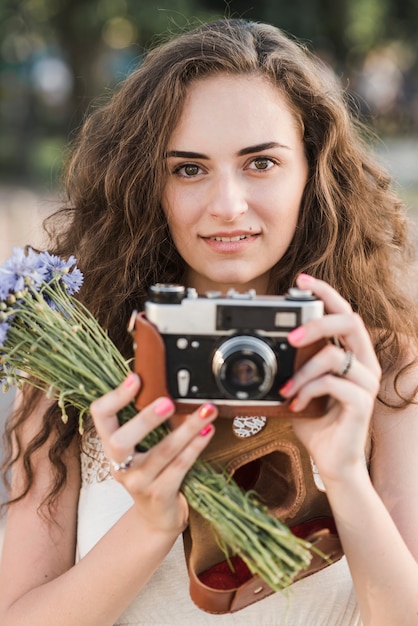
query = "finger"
xmin=124 ymin=420 xmax=217 ymax=496
xmin=288 ymin=373 xmax=377 ymax=418
xmin=292 ymin=275 xmax=380 ymax=375
xmin=281 ymin=343 xmax=380 ymax=399
xmin=104 ymin=395 xmax=180 ymax=469
xmin=296 ymin=273 xmax=353 ymax=315
xmin=91 ymin=372 xmax=144 ymax=464
xmin=109 ymin=396 xmax=175 ymax=455
xmin=149 ymin=422 xmax=216 ymax=495
xmin=90 ymin=372 xmax=141 ymax=440
xmin=289 ymin=312 xmax=380 ymax=375
xmin=126 ymin=403 xmax=218 ymax=483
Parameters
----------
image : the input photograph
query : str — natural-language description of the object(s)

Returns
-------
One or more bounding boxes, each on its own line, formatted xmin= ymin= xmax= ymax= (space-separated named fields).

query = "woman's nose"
xmin=207 ymin=173 xmax=248 ymax=221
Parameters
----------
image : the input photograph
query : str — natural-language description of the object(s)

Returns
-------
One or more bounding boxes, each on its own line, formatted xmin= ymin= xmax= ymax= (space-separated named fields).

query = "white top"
xmin=77 ymin=432 xmax=362 ymax=626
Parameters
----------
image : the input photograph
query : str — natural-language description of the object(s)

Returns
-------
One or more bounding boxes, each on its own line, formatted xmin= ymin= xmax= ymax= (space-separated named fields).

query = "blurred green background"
xmin=0 ymin=0 xmax=417 ymax=226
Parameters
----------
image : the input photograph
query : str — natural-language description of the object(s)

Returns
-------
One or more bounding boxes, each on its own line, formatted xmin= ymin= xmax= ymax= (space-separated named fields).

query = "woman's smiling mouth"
xmin=201 ymin=232 xmax=259 ymax=251
xmin=208 ymin=234 xmax=251 ymax=242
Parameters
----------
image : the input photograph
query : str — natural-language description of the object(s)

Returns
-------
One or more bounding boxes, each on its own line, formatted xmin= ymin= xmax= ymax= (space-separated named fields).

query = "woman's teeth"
xmin=209 ymin=235 xmax=249 ymax=242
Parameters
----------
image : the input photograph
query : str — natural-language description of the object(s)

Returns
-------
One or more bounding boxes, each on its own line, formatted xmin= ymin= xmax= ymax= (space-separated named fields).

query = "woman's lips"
xmin=201 ymin=233 xmax=259 ymax=252
xmin=208 ymin=234 xmax=249 ymax=242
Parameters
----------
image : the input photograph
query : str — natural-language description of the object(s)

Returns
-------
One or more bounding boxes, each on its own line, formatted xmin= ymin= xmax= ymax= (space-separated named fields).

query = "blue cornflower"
xmin=0 ymin=271 xmax=15 ymax=301
xmin=40 ymin=251 xmax=74 ymax=279
xmin=62 ymin=267 xmax=83 ymax=294
xmin=39 ymin=251 xmax=83 ymax=294
xmin=0 ymin=321 xmax=10 ymax=346
xmin=0 ymin=247 xmax=47 ymax=296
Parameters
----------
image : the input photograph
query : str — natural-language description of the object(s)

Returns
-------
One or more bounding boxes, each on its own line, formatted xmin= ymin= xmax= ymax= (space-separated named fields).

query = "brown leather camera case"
xmin=132 ymin=312 xmax=343 ymax=613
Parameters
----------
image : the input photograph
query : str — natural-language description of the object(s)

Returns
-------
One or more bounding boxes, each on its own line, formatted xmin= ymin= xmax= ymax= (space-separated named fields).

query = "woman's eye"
xmin=174 ymin=163 xmax=202 ymax=177
xmin=249 ymin=157 xmax=276 ymax=171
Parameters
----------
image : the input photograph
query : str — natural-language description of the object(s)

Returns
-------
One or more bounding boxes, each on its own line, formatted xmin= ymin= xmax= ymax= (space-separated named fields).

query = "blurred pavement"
xmin=0 ymin=187 xmax=60 ymax=264
xmin=375 ymin=137 xmax=418 ymax=190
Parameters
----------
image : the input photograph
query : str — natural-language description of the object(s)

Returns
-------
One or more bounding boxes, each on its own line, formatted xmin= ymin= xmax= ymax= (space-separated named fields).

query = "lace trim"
xmin=80 ymin=429 xmax=112 ymax=486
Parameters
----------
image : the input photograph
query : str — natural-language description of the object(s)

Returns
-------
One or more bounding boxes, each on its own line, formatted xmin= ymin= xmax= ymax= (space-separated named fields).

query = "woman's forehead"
xmin=168 ymin=74 xmax=303 ymax=149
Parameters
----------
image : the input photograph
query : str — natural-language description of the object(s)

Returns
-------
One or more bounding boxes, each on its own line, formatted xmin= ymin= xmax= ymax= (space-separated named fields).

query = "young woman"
xmin=1 ymin=19 xmax=417 ymax=626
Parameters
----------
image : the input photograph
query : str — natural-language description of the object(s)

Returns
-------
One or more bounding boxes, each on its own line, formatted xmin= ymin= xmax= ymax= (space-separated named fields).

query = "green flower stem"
xmin=182 ymin=467 xmax=311 ymax=588
xmin=1 ymin=282 xmax=315 ymax=592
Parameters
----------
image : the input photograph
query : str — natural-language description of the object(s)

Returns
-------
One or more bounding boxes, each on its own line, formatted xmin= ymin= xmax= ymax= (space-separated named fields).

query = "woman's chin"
xmin=188 ymin=275 xmax=269 ymax=295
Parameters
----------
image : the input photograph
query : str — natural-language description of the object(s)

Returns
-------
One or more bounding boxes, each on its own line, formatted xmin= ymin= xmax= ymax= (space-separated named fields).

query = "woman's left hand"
xmin=280 ymin=273 xmax=382 ymax=485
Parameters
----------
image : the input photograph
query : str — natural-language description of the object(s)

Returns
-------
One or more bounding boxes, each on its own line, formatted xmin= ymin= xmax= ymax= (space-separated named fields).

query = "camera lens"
xmin=212 ymin=336 xmax=277 ymax=400
xmin=231 ymin=359 xmax=259 ymax=386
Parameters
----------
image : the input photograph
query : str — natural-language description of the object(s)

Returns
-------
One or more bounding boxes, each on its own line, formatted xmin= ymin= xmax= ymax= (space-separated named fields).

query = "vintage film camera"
xmin=132 ymin=283 xmax=326 ymax=418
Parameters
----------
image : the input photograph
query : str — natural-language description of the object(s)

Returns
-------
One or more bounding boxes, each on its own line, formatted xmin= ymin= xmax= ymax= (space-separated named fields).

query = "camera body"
xmin=141 ymin=283 xmax=324 ymax=409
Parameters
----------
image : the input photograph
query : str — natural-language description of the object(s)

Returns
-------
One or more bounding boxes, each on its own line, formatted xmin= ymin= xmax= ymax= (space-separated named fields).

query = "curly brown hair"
xmin=2 ymin=18 xmax=417 ymax=513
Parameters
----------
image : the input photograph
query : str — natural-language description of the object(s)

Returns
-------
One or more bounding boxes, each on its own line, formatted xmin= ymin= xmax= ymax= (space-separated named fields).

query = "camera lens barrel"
xmin=149 ymin=283 xmax=186 ymax=304
xmin=212 ymin=335 xmax=278 ymax=400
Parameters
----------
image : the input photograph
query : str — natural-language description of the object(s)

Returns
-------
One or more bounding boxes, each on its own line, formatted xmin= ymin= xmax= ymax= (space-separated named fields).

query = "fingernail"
xmin=279 ymin=379 xmax=294 ymax=396
xmin=198 ymin=403 xmax=217 ymax=419
xmin=298 ymin=273 xmax=314 ymax=283
xmin=289 ymin=398 xmax=299 ymax=411
xmin=200 ymin=424 xmax=214 ymax=437
xmin=123 ymin=372 xmax=137 ymax=388
xmin=288 ymin=326 xmax=305 ymax=343
xmin=154 ymin=397 xmax=174 ymax=416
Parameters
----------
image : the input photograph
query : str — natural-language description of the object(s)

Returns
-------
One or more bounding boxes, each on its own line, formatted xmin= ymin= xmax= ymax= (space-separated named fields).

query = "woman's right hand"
xmin=90 ymin=373 xmax=217 ymax=536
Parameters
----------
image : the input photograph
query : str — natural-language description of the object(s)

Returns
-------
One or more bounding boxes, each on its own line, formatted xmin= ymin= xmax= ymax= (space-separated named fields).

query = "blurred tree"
xmin=47 ymin=0 xmax=220 ymax=129
xmin=0 ymin=0 xmax=217 ymax=184
xmin=0 ymin=0 xmax=417 ymax=186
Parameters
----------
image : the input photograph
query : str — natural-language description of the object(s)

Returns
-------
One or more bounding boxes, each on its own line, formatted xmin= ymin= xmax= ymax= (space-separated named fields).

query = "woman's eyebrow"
xmin=165 ymin=142 xmax=290 ymax=160
xmin=165 ymin=150 xmax=209 ymax=159
xmin=237 ymin=141 xmax=290 ymax=155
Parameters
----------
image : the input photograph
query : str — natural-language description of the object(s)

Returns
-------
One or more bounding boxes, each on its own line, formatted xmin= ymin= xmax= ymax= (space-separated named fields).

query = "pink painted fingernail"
xmin=154 ymin=397 xmax=174 ymax=416
xmin=298 ymin=273 xmax=314 ymax=283
xmin=289 ymin=398 xmax=299 ymax=412
xmin=123 ymin=372 xmax=137 ymax=388
xmin=200 ymin=424 xmax=214 ymax=437
xmin=198 ymin=403 xmax=217 ymax=419
xmin=279 ymin=379 xmax=294 ymax=396
xmin=288 ymin=326 xmax=305 ymax=343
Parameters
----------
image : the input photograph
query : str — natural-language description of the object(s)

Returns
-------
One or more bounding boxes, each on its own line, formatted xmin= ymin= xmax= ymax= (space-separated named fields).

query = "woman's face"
xmin=161 ymin=74 xmax=308 ymax=294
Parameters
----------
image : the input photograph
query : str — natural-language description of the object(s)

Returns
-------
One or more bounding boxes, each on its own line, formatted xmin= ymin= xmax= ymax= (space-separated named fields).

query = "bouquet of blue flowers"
xmin=0 ymin=246 xmax=313 ymax=592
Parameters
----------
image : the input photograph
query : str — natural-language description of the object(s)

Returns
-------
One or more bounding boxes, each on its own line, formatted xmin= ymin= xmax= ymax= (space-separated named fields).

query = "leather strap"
xmin=185 ymin=525 xmax=343 ymax=614
xmin=183 ymin=416 xmax=343 ymax=613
